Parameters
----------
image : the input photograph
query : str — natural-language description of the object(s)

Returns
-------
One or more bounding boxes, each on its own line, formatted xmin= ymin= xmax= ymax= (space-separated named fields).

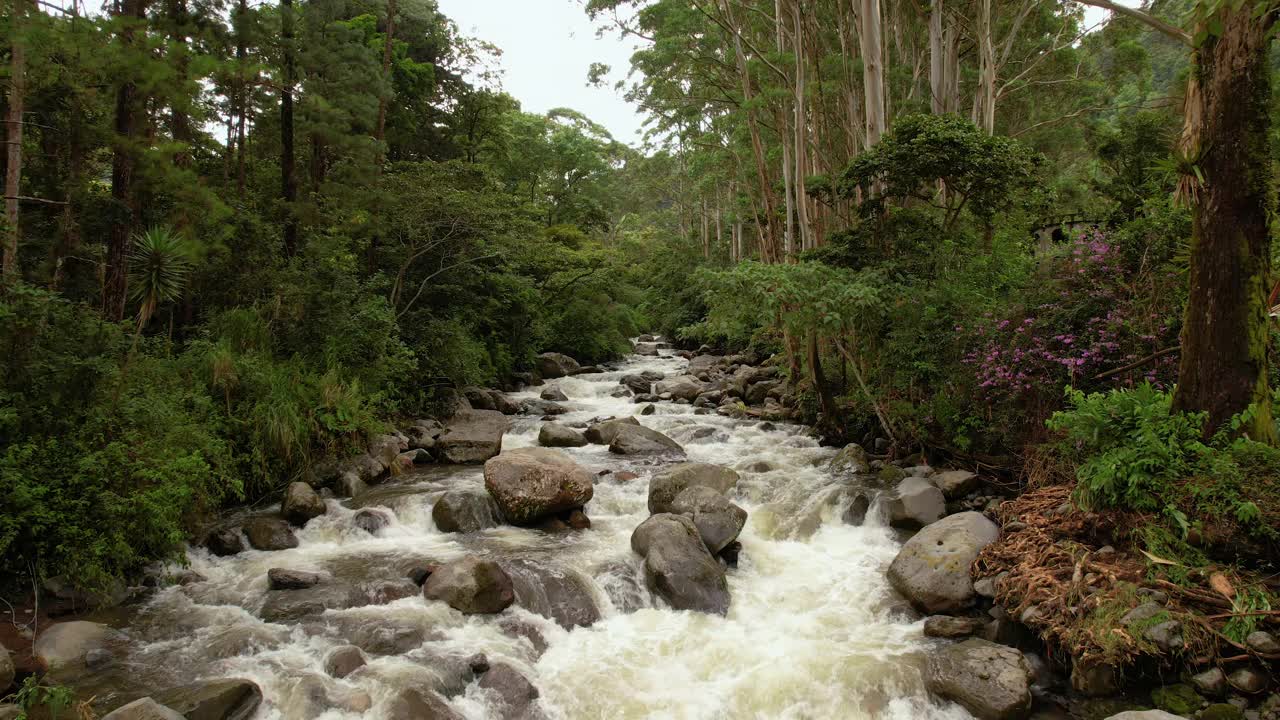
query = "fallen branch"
xmin=1092 ymin=346 xmax=1180 ymax=381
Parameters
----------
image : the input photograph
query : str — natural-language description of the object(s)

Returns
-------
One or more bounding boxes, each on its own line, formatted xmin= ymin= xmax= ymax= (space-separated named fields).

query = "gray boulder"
xmin=281 ymin=482 xmax=326 ymax=526
xmin=620 ymin=374 xmax=655 ymax=395
xmin=353 ymin=508 xmax=391 ymax=534
xmin=260 ymin=584 xmax=366 ymax=623
xmin=493 ymin=393 xmax=523 ymax=415
xmin=463 ymin=387 xmax=498 ymax=411
xmin=154 ymin=679 xmax=262 ymax=720
xmin=101 ymin=698 xmax=185 ymax=720
xmin=1246 ymin=630 xmax=1280 ymax=654
xmin=479 ymin=662 xmax=541 ymax=720
xmin=608 ymin=425 xmax=685 ymax=457
xmin=34 ymin=621 xmax=124 ymax=672
xmin=923 ymin=615 xmax=985 ymax=638
xmin=432 ymin=489 xmax=502 ymax=533
xmin=519 ymin=399 xmax=568 ymax=416
xmin=267 ymin=568 xmax=321 ymax=590
xmin=436 ymin=409 xmax=509 ymax=464
xmin=1100 ymin=713 xmax=1185 ymax=720
xmin=655 ymin=375 xmax=704 ymax=401
xmin=204 ymin=528 xmax=244 ymax=557
xmin=324 ymin=645 xmax=366 ymax=679
xmin=932 ymin=470 xmax=981 ymax=499
xmin=887 ymin=511 xmax=999 ymax=614
xmin=484 ymin=447 xmax=594 ymax=526
xmin=243 ymin=517 xmax=299 ymax=551
xmin=423 ymin=556 xmax=515 ymax=614
xmin=926 ymin=638 xmax=1032 ymax=720
xmin=670 ymin=485 xmax=747 ymax=554
xmin=539 ymin=386 xmax=568 ymax=402
xmin=537 ymin=423 xmax=588 ymax=448
xmin=631 ymin=514 xmax=729 ymax=615
xmin=536 ymin=353 xmax=580 ymax=379
xmin=502 ymin=560 xmax=600 ymax=629
xmin=886 ymin=477 xmax=946 ymax=529
xmin=648 ymin=462 xmax=741 ymax=514
xmin=583 ymin=416 xmax=640 ymax=444
xmin=387 ymin=688 xmax=461 ymax=720
xmin=829 ymin=444 xmax=870 ymax=475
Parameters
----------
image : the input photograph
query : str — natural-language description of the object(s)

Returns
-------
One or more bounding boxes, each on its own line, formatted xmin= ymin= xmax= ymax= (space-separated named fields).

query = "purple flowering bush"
xmin=958 ymin=230 xmax=1181 ymax=438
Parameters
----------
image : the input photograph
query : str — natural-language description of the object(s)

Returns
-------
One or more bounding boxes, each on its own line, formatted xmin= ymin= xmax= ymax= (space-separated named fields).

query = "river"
xmin=95 ymin=349 xmax=973 ymax=719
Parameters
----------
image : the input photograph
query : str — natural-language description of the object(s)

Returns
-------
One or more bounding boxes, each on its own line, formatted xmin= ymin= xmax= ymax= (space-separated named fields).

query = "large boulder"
xmin=423 ymin=556 xmax=515 ymax=614
xmin=887 ymin=511 xmax=999 ymax=614
xmin=926 ymin=639 xmax=1033 ymax=720
xmin=102 ymin=698 xmax=185 ymax=720
xmin=933 ymin=470 xmax=981 ymax=499
xmin=630 ymin=514 xmax=729 ymax=615
xmin=204 ymin=528 xmax=244 ymax=557
xmin=519 ymin=398 xmax=568 ymax=417
xmin=243 ymin=517 xmax=299 ymax=551
xmin=886 ymin=477 xmax=946 ymax=529
xmin=484 ymin=448 xmax=594 ymax=526
xmin=436 ymin=410 xmax=509 ymax=464
xmin=281 ymin=482 xmax=326 ymax=526
xmin=539 ymin=385 xmax=569 ymax=402
xmin=620 ymin=374 xmax=656 ymax=395
xmin=655 ymin=375 xmax=704 ymax=401
xmin=535 ymin=353 xmax=580 ymax=379
xmin=324 ymin=645 xmax=366 ymax=679
xmin=154 ymin=679 xmax=263 ymax=720
xmin=648 ymin=463 xmax=741 ymax=514
xmin=537 ymin=423 xmax=588 ymax=448
xmin=479 ymin=663 xmax=541 ymax=719
xmin=387 ymin=688 xmax=462 ymax=720
xmin=259 ymin=584 xmax=366 ymax=623
xmin=608 ymin=425 xmax=685 ymax=457
xmin=670 ymin=485 xmax=747 ymax=554
xmin=828 ymin=444 xmax=870 ymax=475
xmin=502 ymin=559 xmax=601 ymax=629
xmin=462 ymin=387 xmax=498 ymax=411
xmin=432 ymin=489 xmax=502 ymax=533
xmin=583 ymin=417 xmax=641 ymax=445
xmin=266 ymin=568 xmax=321 ymax=590
xmin=34 ymin=621 xmax=125 ymax=673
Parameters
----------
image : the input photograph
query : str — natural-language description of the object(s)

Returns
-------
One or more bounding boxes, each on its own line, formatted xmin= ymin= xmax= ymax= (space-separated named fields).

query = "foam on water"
xmin=103 ymin=349 xmax=971 ymax=719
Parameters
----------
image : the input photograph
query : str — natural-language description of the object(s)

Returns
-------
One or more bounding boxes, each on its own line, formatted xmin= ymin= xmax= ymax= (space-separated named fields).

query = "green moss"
xmin=1199 ymin=703 xmax=1245 ymax=720
xmin=1150 ymin=683 xmax=1203 ymax=716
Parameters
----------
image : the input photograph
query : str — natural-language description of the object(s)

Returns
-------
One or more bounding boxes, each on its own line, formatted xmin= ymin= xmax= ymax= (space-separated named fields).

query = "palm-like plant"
xmin=127 ymin=226 xmax=192 ymax=331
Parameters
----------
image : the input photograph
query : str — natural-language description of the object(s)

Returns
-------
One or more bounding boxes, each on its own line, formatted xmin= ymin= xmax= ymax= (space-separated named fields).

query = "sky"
xmin=436 ymin=0 xmax=648 ymax=145
xmin=436 ymin=0 xmax=1138 ymax=149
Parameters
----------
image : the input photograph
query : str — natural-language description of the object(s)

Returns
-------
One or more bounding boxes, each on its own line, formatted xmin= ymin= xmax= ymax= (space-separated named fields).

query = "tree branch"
xmin=1072 ymin=0 xmax=1192 ymax=45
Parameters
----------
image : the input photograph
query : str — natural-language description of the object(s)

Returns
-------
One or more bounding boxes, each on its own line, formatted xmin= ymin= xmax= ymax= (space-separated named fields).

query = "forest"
xmin=2 ymin=0 xmax=1280 ymax=716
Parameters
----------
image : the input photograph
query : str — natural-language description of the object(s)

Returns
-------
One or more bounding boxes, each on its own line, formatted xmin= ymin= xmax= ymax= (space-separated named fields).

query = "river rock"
xmin=335 ymin=471 xmax=367 ymax=498
xmin=631 ymin=513 xmax=730 ymax=615
xmin=1246 ymin=630 xmax=1280 ymax=654
xmin=829 ymin=443 xmax=870 ymax=475
xmin=286 ymin=675 xmax=374 ymax=717
xmin=324 ymin=645 xmax=366 ymax=678
xmin=583 ymin=416 xmax=640 ymax=444
xmin=1101 ymin=713 xmax=1186 ymax=720
xmin=933 ymin=469 xmax=981 ymax=499
xmin=923 ymin=615 xmax=985 ymax=638
xmin=648 ymin=462 xmax=741 ymax=514
xmin=670 ymin=485 xmax=747 ymax=554
xmin=387 ymin=688 xmax=462 ymax=720
xmin=620 ymin=374 xmax=655 ymax=394
xmin=281 ymin=482 xmax=326 ymax=526
xmin=479 ymin=662 xmax=541 ymax=719
xmin=436 ymin=409 xmax=509 ymax=464
xmin=353 ymin=508 xmax=391 ymax=534
xmin=887 ymin=477 xmax=946 ymax=528
xmin=433 ymin=489 xmax=502 ymax=533
xmin=267 ymin=568 xmax=321 ymax=590
xmin=655 ymin=375 xmax=704 ymax=401
xmin=423 ymin=556 xmax=515 ymax=614
xmin=502 ymin=559 xmax=601 ymax=629
xmin=259 ymin=584 xmax=366 ymax=622
xmin=536 ymin=352 xmax=580 ymax=379
xmin=537 ymin=423 xmax=588 ymax=448
xmin=155 ymin=678 xmax=262 ymax=720
xmin=887 ymin=511 xmax=999 ymax=614
xmin=406 ymin=420 xmax=444 ymax=449
xmin=101 ymin=698 xmax=185 ymax=720
xmin=926 ymin=638 xmax=1032 ymax=720
xmin=538 ymin=385 xmax=567 ymax=402
xmin=635 ymin=342 xmax=659 ymax=356
xmin=1228 ymin=666 xmax=1269 ymax=694
xmin=463 ymin=387 xmax=498 ymax=411
xmin=520 ymin=398 xmax=568 ymax=416
xmin=493 ymin=393 xmax=523 ymax=415
xmin=34 ymin=621 xmax=124 ymax=672
xmin=1190 ymin=667 xmax=1227 ymax=697
xmin=609 ymin=425 xmax=685 ymax=457
xmin=484 ymin=447 xmax=594 ymax=525
xmin=243 ymin=517 xmax=299 ymax=551
xmin=205 ymin=528 xmax=244 ymax=557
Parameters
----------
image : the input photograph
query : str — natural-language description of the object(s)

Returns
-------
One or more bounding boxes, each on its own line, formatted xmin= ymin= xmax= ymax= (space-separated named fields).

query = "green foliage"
xmin=7 ymin=675 xmax=75 ymax=720
xmin=127 ymin=226 xmax=193 ymax=329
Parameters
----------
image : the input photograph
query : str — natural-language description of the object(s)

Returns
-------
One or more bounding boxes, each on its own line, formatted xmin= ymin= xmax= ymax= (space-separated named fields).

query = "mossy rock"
xmin=878 ymin=465 xmax=907 ymax=484
xmin=1150 ymin=683 xmax=1202 ymax=715
xmin=1199 ymin=703 xmax=1244 ymax=720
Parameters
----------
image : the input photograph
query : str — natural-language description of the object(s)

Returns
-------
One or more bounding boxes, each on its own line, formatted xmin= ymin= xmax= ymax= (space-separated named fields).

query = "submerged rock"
xmin=259 ymin=584 xmax=366 ymax=623
xmin=154 ymin=678 xmax=262 ymax=720
xmin=887 ymin=511 xmax=999 ymax=614
xmin=648 ymin=462 xmax=741 ymax=514
xmin=479 ymin=662 xmax=542 ymax=720
xmin=436 ymin=409 xmax=510 ymax=464
xmin=352 ymin=508 xmax=391 ymax=534
xmin=267 ymin=568 xmax=321 ymax=590
xmin=502 ymin=559 xmax=600 ymax=629
xmin=387 ymin=688 xmax=462 ymax=720
xmin=926 ymin=638 xmax=1032 ymax=720
xmin=631 ymin=514 xmax=729 ymax=615
xmin=423 ymin=556 xmax=515 ymax=614
xmin=243 ymin=517 xmax=299 ymax=551
xmin=484 ymin=447 xmax=594 ymax=526
xmin=35 ymin=621 xmax=125 ymax=673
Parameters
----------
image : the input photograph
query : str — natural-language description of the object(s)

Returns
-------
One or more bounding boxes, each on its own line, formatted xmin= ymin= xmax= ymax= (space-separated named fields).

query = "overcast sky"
xmin=436 ymin=0 xmax=1133 ymax=149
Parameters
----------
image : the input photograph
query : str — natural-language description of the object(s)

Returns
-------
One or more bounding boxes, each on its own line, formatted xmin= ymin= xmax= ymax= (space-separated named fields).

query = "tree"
xmin=3 ymin=0 xmax=29 ymax=281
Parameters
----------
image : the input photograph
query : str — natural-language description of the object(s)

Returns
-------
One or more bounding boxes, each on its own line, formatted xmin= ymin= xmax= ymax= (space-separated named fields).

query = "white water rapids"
xmin=99 ymin=351 xmax=975 ymax=719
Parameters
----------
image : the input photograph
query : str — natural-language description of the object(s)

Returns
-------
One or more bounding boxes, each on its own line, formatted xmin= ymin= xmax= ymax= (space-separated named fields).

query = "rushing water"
xmin=94 ymin=350 xmax=974 ymax=719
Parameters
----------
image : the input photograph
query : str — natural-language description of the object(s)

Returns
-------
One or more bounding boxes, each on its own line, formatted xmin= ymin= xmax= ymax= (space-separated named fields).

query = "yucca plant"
xmin=127 ymin=226 xmax=192 ymax=332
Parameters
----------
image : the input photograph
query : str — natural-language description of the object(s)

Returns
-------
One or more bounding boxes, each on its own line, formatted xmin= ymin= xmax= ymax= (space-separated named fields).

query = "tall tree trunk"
xmin=929 ymin=0 xmax=944 ymax=113
xmin=3 ymin=0 xmax=28 ymax=282
xmin=104 ymin=0 xmax=149 ymax=321
xmin=859 ymin=0 xmax=886 ymax=146
xmin=234 ymin=0 xmax=248 ymax=197
xmin=973 ymin=0 xmax=996 ymax=134
xmin=1171 ymin=6 xmax=1279 ymax=443
xmin=281 ymin=0 xmax=298 ymax=257
xmin=374 ymin=0 xmax=396 ymax=151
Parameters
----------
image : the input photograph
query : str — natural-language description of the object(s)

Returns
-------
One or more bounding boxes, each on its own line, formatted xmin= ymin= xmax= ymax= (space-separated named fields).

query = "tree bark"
xmin=859 ymin=0 xmax=886 ymax=146
xmin=281 ymin=0 xmax=298 ymax=257
xmin=3 ymin=0 xmax=28 ymax=282
xmin=1171 ymin=5 xmax=1279 ymax=443
xmin=929 ymin=0 xmax=944 ymax=114
xmin=104 ymin=0 xmax=149 ymax=321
